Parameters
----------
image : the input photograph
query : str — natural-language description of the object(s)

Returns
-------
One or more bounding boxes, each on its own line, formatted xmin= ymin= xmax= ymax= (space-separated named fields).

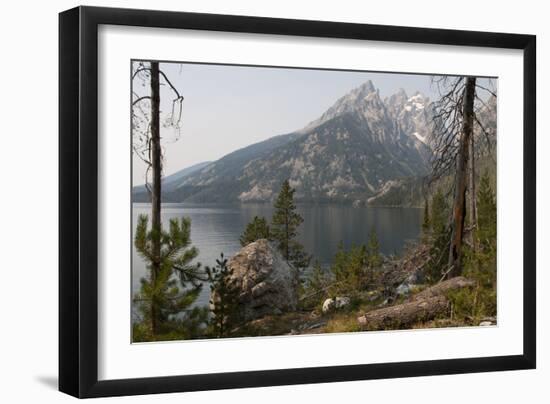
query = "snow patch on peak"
xmin=413 ymin=131 xmax=427 ymax=144
xmin=409 ymin=93 xmax=424 ymax=102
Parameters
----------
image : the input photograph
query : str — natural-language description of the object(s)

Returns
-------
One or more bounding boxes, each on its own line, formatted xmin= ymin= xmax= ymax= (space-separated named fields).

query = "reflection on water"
xmin=132 ymin=203 xmax=422 ymax=307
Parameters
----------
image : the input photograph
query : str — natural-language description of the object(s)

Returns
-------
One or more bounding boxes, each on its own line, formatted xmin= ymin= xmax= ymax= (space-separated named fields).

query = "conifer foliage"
xmin=425 ymin=189 xmax=451 ymax=283
xmin=328 ymin=230 xmax=382 ymax=297
xmin=133 ymin=214 xmax=208 ymax=341
xmin=476 ymin=174 xmax=497 ymax=252
xmin=422 ymin=198 xmax=431 ymax=237
xmin=271 ymin=180 xmax=311 ymax=270
xmin=366 ymin=229 xmax=382 ymax=270
xmin=468 ymin=174 xmax=497 ymax=291
xmin=207 ymin=253 xmax=242 ymax=338
xmin=301 ymin=260 xmax=331 ymax=308
xmin=239 ymin=216 xmax=271 ymax=246
xmin=330 ymin=242 xmax=368 ymax=295
xmin=449 ymin=174 xmax=497 ymax=320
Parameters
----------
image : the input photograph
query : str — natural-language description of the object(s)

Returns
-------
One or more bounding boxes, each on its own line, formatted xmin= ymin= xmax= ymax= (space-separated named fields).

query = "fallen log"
xmin=412 ymin=276 xmax=475 ymax=301
xmin=358 ymin=295 xmax=449 ymax=330
xmin=357 ymin=276 xmax=475 ymax=330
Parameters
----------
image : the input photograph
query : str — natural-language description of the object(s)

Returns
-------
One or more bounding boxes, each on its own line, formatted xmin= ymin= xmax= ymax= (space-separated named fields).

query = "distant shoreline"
xmin=131 ymin=201 xmax=424 ymax=209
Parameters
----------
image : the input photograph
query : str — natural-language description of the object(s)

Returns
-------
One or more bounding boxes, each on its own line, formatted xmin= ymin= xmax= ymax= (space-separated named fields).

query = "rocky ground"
xmin=223 ymin=239 xmax=496 ymax=338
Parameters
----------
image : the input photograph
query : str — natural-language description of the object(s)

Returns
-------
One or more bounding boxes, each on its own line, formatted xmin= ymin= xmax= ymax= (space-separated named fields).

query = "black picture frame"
xmin=59 ymin=6 xmax=536 ymax=398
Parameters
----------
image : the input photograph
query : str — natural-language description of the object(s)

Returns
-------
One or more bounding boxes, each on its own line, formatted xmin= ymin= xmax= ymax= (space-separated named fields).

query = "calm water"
xmin=132 ymin=203 xmax=422 ymax=308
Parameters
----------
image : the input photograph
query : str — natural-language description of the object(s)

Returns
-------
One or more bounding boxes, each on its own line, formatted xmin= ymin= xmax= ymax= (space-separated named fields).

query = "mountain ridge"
xmin=133 ymin=81 xmax=438 ymax=204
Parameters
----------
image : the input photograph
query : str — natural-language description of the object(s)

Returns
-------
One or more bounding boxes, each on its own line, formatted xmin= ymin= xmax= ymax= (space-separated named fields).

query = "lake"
xmin=132 ymin=203 xmax=422 ymax=308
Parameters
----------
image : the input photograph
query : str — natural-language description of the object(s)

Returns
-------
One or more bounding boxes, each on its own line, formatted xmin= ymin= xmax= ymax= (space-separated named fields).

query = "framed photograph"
xmin=59 ymin=6 xmax=536 ymax=398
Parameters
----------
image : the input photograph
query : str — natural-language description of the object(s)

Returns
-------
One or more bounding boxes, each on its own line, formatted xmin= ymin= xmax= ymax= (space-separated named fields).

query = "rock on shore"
xmin=226 ymin=239 xmax=299 ymax=321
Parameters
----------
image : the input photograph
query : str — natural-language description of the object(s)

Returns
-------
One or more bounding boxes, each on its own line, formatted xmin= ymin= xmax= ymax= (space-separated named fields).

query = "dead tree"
xmin=468 ymin=134 xmax=478 ymax=251
xmin=132 ymin=61 xmax=184 ymax=334
xmin=430 ymin=77 xmax=496 ymax=278
xmin=132 ymin=61 xmax=184 ymax=196
xmin=448 ymin=77 xmax=476 ymax=276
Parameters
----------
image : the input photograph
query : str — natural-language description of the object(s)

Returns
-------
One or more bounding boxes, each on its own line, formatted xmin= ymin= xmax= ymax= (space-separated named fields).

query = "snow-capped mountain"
xmin=133 ymin=81 xmax=438 ymax=204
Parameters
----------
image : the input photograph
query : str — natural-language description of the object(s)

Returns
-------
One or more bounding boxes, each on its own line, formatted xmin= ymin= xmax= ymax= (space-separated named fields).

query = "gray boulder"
xmin=322 ymin=296 xmax=351 ymax=313
xmin=225 ymin=239 xmax=299 ymax=321
xmin=479 ymin=317 xmax=496 ymax=326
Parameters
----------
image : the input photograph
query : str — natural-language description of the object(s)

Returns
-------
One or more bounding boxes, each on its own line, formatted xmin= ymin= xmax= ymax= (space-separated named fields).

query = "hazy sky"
xmin=131 ymin=62 xmax=464 ymax=185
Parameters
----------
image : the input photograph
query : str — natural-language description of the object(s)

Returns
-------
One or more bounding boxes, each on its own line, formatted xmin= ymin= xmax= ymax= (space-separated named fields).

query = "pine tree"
xmin=452 ymin=175 xmax=497 ymax=320
xmin=330 ymin=242 xmax=369 ymax=295
xmin=468 ymin=173 xmax=497 ymax=294
xmin=366 ymin=229 xmax=382 ymax=270
xmin=133 ymin=215 xmax=208 ymax=341
xmin=476 ymin=174 xmax=497 ymax=252
xmin=349 ymin=244 xmax=369 ymax=290
xmin=301 ymin=260 xmax=331 ymax=309
xmin=425 ymin=190 xmax=451 ymax=283
xmin=431 ymin=190 xmax=448 ymax=234
xmin=271 ymin=180 xmax=311 ymax=269
xmin=422 ymin=198 xmax=431 ymax=237
xmin=206 ymin=253 xmax=242 ymax=338
xmin=305 ymin=261 xmax=327 ymax=292
xmin=239 ymin=216 xmax=271 ymax=247
xmin=330 ymin=241 xmax=348 ymax=291
xmin=131 ymin=61 xmax=189 ymax=340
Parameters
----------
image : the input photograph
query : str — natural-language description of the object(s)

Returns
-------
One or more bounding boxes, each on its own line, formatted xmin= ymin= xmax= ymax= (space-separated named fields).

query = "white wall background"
xmin=0 ymin=0 xmax=545 ymax=402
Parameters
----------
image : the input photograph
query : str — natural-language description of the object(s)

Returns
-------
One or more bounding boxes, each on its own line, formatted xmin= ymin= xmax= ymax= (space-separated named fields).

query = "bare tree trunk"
xmin=469 ymin=134 xmax=478 ymax=251
xmin=150 ymin=61 xmax=162 ymax=335
xmin=448 ymin=77 xmax=476 ymax=277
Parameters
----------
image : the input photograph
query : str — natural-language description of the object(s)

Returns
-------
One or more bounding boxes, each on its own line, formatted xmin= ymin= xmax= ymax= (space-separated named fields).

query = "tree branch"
xmin=132 ymin=96 xmax=152 ymax=106
xmin=475 ymin=83 xmax=497 ymax=98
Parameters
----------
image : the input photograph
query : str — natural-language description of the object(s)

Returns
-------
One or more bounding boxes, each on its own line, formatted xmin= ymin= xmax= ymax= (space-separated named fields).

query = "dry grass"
xmin=323 ymin=312 xmax=362 ymax=333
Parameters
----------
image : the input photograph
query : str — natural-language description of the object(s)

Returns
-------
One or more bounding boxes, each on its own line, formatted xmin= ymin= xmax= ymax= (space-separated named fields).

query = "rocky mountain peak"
xmin=338 ymin=80 xmax=380 ymax=107
xmin=135 ymin=80 xmax=446 ymax=205
xmin=305 ymin=80 xmax=385 ymax=131
xmin=354 ymin=79 xmax=376 ymax=96
xmin=386 ymin=88 xmax=408 ymax=109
